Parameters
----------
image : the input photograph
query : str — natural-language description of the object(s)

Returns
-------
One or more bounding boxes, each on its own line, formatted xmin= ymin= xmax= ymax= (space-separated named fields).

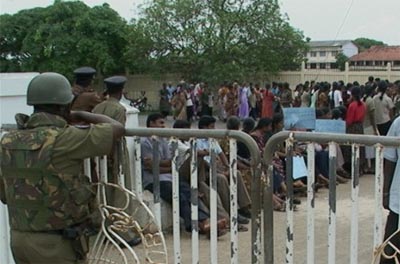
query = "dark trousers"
xmin=146 ymin=181 xmax=208 ymax=231
xmin=378 ymin=121 xmax=392 ymax=136
xmin=381 ymin=210 xmax=400 ymax=263
xmin=186 ymin=106 xmax=194 ymax=122
xmin=315 ymin=150 xmax=329 ymax=178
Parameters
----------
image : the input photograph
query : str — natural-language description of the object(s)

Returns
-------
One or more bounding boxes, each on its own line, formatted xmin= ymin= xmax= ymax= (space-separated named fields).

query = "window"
xmin=330 ymin=63 xmax=338 ymax=69
xmin=331 ymin=51 xmax=339 ymax=57
xmin=310 ymin=51 xmax=317 ymax=57
xmin=310 ymin=63 xmax=317 ymax=69
xmin=319 ymin=51 xmax=326 ymax=57
xmin=319 ymin=63 xmax=326 ymax=69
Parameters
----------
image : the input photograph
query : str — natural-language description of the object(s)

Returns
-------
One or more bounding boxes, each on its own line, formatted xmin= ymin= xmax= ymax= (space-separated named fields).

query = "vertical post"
xmin=152 ymin=138 xmax=161 ymax=227
xmin=307 ymin=144 xmax=315 ymax=264
xmin=252 ymin=165 xmax=262 ymax=264
xmin=301 ymin=61 xmax=306 ymax=84
xmin=350 ymin=145 xmax=360 ymax=264
xmin=328 ymin=142 xmax=337 ymax=264
xmin=190 ymin=139 xmax=199 ymax=264
xmin=229 ymin=138 xmax=238 ymax=264
xmin=345 ymin=62 xmax=349 ymax=84
xmin=171 ymin=139 xmax=181 ymax=264
xmin=99 ymin=155 xmax=108 ymax=205
xmin=0 ymin=204 xmax=14 ymax=264
xmin=84 ymin=158 xmax=91 ymax=180
xmin=210 ymin=139 xmax=218 ymax=264
xmin=264 ymin=164 xmax=274 ymax=264
xmin=373 ymin=145 xmax=384 ymax=254
xmin=285 ymin=139 xmax=294 ymax=264
xmin=133 ymin=136 xmax=143 ymax=199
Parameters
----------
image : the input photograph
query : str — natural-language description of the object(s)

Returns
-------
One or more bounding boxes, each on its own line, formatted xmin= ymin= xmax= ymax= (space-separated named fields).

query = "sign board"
xmin=283 ymin=107 xmax=316 ymax=130
xmin=315 ymin=119 xmax=346 ymax=134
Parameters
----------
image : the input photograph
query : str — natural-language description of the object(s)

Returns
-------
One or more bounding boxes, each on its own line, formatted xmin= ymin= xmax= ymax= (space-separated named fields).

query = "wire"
xmin=312 ymin=0 xmax=355 ymax=82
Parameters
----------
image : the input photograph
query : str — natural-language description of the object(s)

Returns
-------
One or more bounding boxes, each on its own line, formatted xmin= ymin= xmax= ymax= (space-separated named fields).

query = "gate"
xmin=261 ymin=131 xmax=400 ymax=264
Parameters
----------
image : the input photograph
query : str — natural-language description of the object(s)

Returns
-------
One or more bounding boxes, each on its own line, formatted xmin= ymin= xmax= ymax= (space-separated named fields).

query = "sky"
xmin=1 ymin=0 xmax=399 ymax=45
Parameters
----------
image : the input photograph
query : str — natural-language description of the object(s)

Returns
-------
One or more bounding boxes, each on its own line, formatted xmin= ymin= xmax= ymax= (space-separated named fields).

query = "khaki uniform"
xmin=71 ymin=84 xmax=102 ymax=112
xmin=0 ymin=112 xmax=113 ymax=264
xmin=92 ymin=97 xmax=138 ymax=242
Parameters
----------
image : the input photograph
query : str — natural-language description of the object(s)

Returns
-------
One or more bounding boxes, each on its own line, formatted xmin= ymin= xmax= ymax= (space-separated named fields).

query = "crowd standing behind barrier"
xmin=1 ymin=74 xmax=400 ymax=263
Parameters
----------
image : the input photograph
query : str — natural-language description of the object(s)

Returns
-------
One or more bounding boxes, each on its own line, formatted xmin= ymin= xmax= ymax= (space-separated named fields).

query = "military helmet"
xmin=27 ymin=72 xmax=74 ymax=105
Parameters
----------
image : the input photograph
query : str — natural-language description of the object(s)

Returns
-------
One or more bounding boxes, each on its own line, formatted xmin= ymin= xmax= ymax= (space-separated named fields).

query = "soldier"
xmin=92 ymin=76 xmax=141 ymax=247
xmin=0 ymin=72 xmax=125 ymax=263
xmin=71 ymin=66 xmax=102 ymax=112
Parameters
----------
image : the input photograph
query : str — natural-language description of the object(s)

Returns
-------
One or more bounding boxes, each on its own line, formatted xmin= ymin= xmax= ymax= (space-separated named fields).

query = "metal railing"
xmin=123 ymin=128 xmax=262 ymax=264
xmin=262 ymin=131 xmax=400 ymax=264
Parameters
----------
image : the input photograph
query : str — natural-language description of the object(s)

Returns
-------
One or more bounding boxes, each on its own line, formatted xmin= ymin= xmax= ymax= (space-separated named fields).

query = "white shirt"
xmin=328 ymin=90 xmax=343 ymax=107
xmin=385 ymin=117 xmax=400 ymax=214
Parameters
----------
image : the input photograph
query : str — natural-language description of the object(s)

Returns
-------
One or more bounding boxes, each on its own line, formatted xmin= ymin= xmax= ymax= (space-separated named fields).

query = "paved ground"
xmin=133 ymin=114 xmax=386 ymax=263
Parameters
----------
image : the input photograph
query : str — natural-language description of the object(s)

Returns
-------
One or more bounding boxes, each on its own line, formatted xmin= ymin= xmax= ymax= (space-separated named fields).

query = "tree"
xmin=0 ymin=1 xmax=129 ymax=79
xmin=335 ymin=52 xmax=348 ymax=71
xmin=135 ymin=0 xmax=308 ymax=83
xmin=353 ymin=38 xmax=386 ymax=52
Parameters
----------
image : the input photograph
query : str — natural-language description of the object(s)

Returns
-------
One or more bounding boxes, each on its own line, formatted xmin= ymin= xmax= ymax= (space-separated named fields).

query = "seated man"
xmin=140 ymin=113 xmax=224 ymax=234
xmin=197 ymin=115 xmax=252 ymax=225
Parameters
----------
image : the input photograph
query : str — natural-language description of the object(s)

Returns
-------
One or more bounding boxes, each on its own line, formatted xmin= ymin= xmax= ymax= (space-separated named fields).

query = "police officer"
xmin=0 ymin=72 xmax=125 ymax=263
xmin=71 ymin=66 xmax=102 ymax=112
xmin=92 ymin=76 xmax=141 ymax=247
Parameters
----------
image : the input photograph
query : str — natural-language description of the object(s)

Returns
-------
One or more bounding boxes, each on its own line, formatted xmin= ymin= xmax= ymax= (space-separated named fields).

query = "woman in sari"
xmin=171 ymin=85 xmax=187 ymax=120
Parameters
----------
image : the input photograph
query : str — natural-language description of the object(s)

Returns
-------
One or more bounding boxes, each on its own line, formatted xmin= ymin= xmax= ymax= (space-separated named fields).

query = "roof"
xmin=350 ymin=46 xmax=400 ymax=61
xmin=308 ymin=40 xmax=354 ymax=48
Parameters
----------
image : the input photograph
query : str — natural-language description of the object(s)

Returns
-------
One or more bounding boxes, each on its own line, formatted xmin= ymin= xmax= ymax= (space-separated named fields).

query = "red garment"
xmin=261 ymin=89 xmax=274 ymax=118
xmin=346 ymin=101 xmax=366 ymax=126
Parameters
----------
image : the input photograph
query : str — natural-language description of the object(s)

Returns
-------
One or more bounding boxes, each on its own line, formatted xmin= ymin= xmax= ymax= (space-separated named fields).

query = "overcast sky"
xmin=1 ymin=0 xmax=399 ymax=45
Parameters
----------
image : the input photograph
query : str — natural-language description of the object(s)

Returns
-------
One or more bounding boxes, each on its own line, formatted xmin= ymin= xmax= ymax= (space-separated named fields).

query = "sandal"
xmin=238 ymin=224 xmax=248 ymax=232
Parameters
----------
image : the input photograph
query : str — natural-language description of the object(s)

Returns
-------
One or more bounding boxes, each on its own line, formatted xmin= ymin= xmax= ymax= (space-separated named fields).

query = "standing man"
xmin=92 ymin=76 xmax=141 ymax=247
xmin=71 ymin=66 xmax=102 ymax=112
xmin=0 ymin=72 xmax=125 ymax=263
xmin=381 ymin=116 xmax=400 ymax=263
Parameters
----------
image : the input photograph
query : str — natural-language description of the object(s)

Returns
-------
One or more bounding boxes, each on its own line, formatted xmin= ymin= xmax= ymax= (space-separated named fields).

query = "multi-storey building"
xmin=305 ymin=40 xmax=359 ymax=70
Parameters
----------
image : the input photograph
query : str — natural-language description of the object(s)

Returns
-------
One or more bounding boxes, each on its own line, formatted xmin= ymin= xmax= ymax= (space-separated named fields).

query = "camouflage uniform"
xmin=0 ymin=112 xmax=113 ymax=264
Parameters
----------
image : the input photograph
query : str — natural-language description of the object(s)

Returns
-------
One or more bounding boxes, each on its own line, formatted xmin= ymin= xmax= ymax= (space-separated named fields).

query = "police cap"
xmin=104 ymin=76 xmax=127 ymax=92
xmin=73 ymin=67 xmax=96 ymax=78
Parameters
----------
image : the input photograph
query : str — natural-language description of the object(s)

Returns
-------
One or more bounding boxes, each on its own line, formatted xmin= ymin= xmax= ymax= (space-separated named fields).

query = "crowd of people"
xmin=153 ymin=76 xmax=400 ymax=242
xmin=1 ymin=67 xmax=399 ymax=263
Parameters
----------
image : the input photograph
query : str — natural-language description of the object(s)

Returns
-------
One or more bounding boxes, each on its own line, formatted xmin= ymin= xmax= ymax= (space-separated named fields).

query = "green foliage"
xmin=1 ymin=0 xmax=307 ymax=83
xmin=0 ymin=1 xmax=128 ymax=79
xmin=353 ymin=38 xmax=386 ymax=52
xmin=335 ymin=52 xmax=348 ymax=71
xmin=134 ymin=0 xmax=308 ymax=83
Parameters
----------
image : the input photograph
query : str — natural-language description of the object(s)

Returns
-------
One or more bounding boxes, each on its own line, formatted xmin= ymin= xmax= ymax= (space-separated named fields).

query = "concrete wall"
xmin=123 ymin=65 xmax=400 ymax=111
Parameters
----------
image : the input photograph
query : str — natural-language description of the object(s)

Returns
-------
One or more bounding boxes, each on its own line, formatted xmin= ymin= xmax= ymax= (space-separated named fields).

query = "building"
xmin=305 ymin=40 xmax=359 ymax=70
xmin=349 ymin=46 xmax=400 ymax=71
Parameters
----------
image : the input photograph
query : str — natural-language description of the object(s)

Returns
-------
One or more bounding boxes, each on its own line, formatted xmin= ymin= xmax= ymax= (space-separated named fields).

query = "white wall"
xmin=342 ymin=42 xmax=359 ymax=58
xmin=0 ymin=73 xmax=38 ymax=127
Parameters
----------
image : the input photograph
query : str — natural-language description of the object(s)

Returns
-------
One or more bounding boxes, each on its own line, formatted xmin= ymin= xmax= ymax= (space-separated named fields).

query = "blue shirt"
xmin=140 ymin=137 xmax=173 ymax=188
xmin=385 ymin=117 xmax=400 ymax=214
xmin=196 ymin=138 xmax=222 ymax=164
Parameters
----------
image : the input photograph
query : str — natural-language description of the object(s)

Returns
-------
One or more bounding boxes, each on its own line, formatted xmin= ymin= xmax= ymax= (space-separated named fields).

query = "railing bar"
xmin=251 ymin=164 xmax=262 ymax=264
xmin=264 ymin=164 xmax=274 ymax=264
xmin=171 ymin=139 xmax=181 ymax=264
xmin=210 ymin=139 xmax=218 ymax=264
xmin=230 ymin=138 xmax=239 ymax=264
xmin=373 ymin=145 xmax=384 ymax=255
xmin=350 ymin=144 xmax=360 ymax=264
xmin=307 ymin=143 xmax=315 ymax=264
xmin=328 ymin=142 xmax=337 ymax=264
xmin=190 ymin=139 xmax=199 ymax=264
xmin=285 ymin=138 xmax=294 ymax=264
xmin=133 ymin=136 xmax=143 ymax=199
xmin=152 ymin=138 xmax=161 ymax=228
